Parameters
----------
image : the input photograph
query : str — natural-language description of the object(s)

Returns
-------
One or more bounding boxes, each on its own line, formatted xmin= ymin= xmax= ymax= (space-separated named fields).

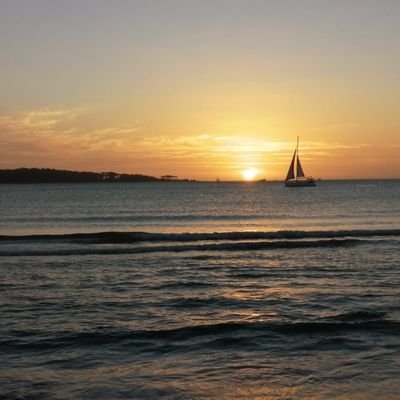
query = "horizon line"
xmin=0 ymin=167 xmax=399 ymax=183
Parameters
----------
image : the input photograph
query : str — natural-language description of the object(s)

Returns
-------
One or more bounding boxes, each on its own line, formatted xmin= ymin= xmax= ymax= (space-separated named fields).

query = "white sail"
xmin=285 ymin=151 xmax=296 ymax=181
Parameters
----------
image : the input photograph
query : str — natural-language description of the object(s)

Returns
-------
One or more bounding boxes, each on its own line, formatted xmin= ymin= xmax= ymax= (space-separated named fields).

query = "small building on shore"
xmin=161 ymin=175 xmax=178 ymax=181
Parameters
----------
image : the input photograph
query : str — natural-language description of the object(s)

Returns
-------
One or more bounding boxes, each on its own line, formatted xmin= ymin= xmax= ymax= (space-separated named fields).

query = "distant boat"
xmin=284 ymin=137 xmax=316 ymax=187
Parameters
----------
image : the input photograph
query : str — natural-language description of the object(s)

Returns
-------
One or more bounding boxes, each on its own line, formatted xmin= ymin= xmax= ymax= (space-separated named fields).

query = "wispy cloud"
xmin=0 ymin=107 xmax=142 ymax=169
xmin=138 ymin=134 xmax=367 ymax=160
xmin=0 ymin=107 xmax=396 ymax=178
xmin=0 ymin=107 xmax=138 ymax=146
xmin=0 ymin=108 xmax=86 ymax=132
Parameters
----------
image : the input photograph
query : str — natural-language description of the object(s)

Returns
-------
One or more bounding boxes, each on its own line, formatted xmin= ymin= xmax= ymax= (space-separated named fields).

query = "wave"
xmin=1 ymin=228 xmax=400 ymax=244
xmin=2 ymin=312 xmax=397 ymax=352
xmin=0 ymin=238 xmax=373 ymax=257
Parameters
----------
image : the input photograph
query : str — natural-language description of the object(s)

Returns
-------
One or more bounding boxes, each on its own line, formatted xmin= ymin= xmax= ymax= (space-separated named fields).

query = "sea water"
xmin=0 ymin=181 xmax=399 ymax=399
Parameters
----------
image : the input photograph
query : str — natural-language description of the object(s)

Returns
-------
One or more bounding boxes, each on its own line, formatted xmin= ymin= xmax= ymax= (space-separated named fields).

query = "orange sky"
xmin=1 ymin=1 xmax=399 ymax=180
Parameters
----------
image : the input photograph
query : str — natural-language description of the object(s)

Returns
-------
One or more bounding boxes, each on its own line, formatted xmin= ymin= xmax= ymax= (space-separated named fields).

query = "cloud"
xmin=0 ymin=108 xmax=86 ymax=133
xmin=22 ymin=109 xmax=85 ymax=129
xmin=137 ymin=134 xmax=366 ymax=161
xmin=0 ymin=107 xmax=368 ymax=161
xmin=0 ymin=106 xmax=396 ymax=179
xmin=0 ymin=107 xmax=144 ymax=169
xmin=1 ymin=107 xmax=138 ymax=144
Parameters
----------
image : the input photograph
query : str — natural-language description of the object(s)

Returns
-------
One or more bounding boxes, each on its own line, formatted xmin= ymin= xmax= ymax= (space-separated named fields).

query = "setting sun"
xmin=2 ymin=2 xmax=400 ymax=399
xmin=242 ymin=168 xmax=258 ymax=181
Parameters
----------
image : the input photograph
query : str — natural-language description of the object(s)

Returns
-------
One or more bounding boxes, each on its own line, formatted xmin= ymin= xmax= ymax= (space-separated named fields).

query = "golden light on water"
xmin=242 ymin=168 xmax=258 ymax=181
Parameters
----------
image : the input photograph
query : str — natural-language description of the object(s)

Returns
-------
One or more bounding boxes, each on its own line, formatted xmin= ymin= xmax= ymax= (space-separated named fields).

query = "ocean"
xmin=1 ymin=180 xmax=399 ymax=399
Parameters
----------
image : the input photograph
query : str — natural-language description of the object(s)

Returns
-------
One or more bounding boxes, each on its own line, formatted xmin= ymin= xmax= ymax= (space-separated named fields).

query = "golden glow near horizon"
xmin=242 ymin=168 xmax=259 ymax=181
xmin=0 ymin=106 xmax=399 ymax=180
xmin=0 ymin=1 xmax=399 ymax=179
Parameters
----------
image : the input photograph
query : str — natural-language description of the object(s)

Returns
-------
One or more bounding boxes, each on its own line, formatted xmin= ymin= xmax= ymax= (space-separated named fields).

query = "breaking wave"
xmin=1 ymin=228 xmax=400 ymax=244
xmin=1 ymin=228 xmax=398 ymax=256
xmin=0 ymin=238 xmax=381 ymax=257
xmin=2 ymin=311 xmax=397 ymax=353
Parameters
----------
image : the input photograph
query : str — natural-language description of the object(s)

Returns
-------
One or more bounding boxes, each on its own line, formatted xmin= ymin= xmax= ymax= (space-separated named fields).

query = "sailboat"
xmin=284 ymin=137 xmax=316 ymax=187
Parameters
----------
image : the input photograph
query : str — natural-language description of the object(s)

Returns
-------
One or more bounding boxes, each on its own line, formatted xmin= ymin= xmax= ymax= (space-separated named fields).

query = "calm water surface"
xmin=1 ymin=181 xmax=399 ymax=399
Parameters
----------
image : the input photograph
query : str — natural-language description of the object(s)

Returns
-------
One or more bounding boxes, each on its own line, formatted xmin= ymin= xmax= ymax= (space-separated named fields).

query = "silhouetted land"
xmin=0 ymin=168 xmax=190 ymax=183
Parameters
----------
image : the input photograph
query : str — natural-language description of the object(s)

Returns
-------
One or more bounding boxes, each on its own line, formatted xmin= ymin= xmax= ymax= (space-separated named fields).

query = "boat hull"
xmin=284 ymin=178 xmax=316 ymax=187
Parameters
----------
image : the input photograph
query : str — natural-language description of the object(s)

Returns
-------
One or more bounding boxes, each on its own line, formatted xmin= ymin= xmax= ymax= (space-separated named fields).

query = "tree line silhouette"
xmin=0 ymin=168 xmax=161 ymax=183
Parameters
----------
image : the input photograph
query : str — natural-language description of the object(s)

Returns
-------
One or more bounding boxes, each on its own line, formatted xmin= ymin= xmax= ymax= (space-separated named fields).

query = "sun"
xmin=242 ymin=168 xmax=258 ymax=181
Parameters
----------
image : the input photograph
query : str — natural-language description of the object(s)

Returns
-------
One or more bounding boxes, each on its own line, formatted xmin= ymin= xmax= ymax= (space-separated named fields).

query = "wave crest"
xmin=1 ymin=228 xmax=399 ymax=244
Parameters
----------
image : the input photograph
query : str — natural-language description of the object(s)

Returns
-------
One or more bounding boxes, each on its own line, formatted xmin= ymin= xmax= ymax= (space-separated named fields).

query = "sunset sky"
xmin=1 ymin=0 xmax=399 ymax=180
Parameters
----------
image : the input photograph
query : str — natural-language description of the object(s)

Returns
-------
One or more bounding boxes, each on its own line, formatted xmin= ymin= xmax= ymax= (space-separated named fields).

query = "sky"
xmin=0 ymin=0 xmax=399 ymax=180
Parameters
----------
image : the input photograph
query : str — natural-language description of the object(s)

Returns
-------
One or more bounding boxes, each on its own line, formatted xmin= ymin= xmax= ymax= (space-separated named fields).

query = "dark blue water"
xmin=1 ymin=181 xmax=399 ymax=399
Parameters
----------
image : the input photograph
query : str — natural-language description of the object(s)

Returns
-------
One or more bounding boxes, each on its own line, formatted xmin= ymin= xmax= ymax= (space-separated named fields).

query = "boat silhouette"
xmin=284 ymin=137 xmax=316 ymax=187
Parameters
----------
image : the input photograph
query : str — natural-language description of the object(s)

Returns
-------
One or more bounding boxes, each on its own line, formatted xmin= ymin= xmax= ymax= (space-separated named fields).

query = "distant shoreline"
xmin=0 ymin=168 xmax=398 ymax=184
xmin=0 ymin=168 xmax=195 ymax=184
